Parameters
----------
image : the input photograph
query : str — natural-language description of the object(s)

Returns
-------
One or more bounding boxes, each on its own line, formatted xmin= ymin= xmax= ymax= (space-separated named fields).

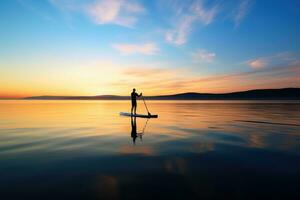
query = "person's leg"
xmin=131 ymin=101 xmax=134 ymax=115
xmin=134 ymin=103 xmax=137 ymax=115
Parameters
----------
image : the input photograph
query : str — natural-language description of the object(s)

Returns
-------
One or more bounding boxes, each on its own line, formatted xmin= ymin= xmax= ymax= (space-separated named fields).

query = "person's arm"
xmin=138 ymin=93 xmax=142 ymax=97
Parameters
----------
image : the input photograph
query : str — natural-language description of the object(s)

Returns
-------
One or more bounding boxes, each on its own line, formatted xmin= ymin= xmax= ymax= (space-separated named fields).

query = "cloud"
xmin=246 ymin=52 xmax=298 ymax=69
xmin=173 ymin=63 xmax=300 ymax=93
xmin=86 ymin=0 xmax=144 ymax=27
xmin=49 ymin=0 xmax=145 ymax=27
xmin=110 ymin=61 xmax=300 ymax=95
xmin=112 ymin=42 xmax=159 ymax=55
xmin=247 ymin=58 xmax=267 ymax=69
xmin=164 ymin=0 xmax=252 ymax=46
xmin=164 ymin=0 xmax=219 ymax=45
xmin=192 ymin=0 xmax=219 ymax=25
xmin=192 ymin=49 xmax=216 ymax=63
xmin=233 ymin=0 xmax=253 ymax=27
xmin=165 ymin=16 xmax=196 ymax=45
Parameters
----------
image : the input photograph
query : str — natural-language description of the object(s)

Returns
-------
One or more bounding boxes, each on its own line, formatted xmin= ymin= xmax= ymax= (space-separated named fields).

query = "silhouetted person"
xmin=131 ymin=88 xmax=142 ymax=115
xmin=131 ymin=116 xmax=138 ymax=144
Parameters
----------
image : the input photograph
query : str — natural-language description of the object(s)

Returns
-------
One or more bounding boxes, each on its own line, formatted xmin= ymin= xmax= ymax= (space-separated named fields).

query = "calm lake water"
xmin=0 ymin=100 xmax=300 ymax=199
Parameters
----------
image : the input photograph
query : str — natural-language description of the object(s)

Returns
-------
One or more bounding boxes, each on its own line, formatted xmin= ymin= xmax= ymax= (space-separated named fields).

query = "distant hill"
xmin=24 ymin=88 xmax=300 ymax=100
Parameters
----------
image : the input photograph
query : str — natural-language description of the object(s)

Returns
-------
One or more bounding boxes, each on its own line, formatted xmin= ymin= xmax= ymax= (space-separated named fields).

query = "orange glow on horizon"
xmin=1 ymin=63 xmax=299 ymax=98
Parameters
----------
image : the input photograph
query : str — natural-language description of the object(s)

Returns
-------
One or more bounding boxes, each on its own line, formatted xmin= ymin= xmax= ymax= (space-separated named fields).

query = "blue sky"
xmin=0 ymin=0 xmax=300 ymax=97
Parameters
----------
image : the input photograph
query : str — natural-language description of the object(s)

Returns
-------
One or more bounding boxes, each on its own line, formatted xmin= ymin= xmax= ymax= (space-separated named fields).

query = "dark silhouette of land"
xmin=23 ymin=88 xmax=300 ymax=100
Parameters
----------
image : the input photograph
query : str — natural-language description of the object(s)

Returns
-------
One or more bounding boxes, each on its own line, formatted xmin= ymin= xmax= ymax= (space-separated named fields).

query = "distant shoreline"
xmin=3 ymin=88 xmax=297 ymax=100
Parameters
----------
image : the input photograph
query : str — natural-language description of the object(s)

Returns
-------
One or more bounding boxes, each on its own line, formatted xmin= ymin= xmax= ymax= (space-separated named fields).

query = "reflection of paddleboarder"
xmin=130 ymin=116 xmax=149 ymax=144
xmin=131 ymin=116 xmax=137 ymax=144
xmin=131 ymin=88 xmax=142 ymax=115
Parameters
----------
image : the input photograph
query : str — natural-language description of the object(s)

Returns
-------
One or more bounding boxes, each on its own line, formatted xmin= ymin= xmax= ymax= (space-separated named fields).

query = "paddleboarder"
xmin=131 ymin=88 xmax=142 ymax=115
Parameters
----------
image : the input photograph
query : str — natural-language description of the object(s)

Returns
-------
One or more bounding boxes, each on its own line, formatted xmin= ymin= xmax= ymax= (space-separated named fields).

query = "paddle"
xmin=142 ymin=96 xmax=151 ymax=116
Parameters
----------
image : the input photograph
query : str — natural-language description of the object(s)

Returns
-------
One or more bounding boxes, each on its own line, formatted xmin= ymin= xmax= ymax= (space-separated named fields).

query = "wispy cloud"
xmin=177 ymin=63 xmax=300 ymax=93
xmin=164 ymin=0 xmax=220 ymax=45
xmin=192 ymin=49 xmax=216 ymax=63
xmin=162 ymin=0 xmax=255 ymax=45
xmin=111 ymin=61 xmax=300 ymax=95
xmin=192 ymin=0 xmax=219 ymax=25
xmin=233 ymin=0 xmax=253 ymax=27
xmin=112 ymin=42 xmax=159 ymax=55
xmin=247 ymin=58 xmax=267 ymax=69
xmin=49 ymin=0 xmax=145 ymax=27
xmin=165 ymin=15 xmax=196 ymax=45
xmin=246 ymin=52 xmax=298 ymax=69
xmin=85 ymin=0 xmax=144 ymax=27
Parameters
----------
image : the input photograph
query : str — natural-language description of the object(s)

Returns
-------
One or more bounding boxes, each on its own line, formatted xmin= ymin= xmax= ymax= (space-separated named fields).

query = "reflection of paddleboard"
xmin=120 ymin=112 xmax=158 ymax=118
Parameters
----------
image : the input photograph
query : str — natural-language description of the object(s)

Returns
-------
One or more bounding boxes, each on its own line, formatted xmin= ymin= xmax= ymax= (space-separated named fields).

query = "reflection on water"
xmin=0 ymin=100 xmax=300 ymax=199
xmin=130 ymin=116 xmax=149 ymax=144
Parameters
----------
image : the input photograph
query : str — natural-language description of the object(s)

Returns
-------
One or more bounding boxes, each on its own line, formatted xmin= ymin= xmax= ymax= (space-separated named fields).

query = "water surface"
xmin=0 ymin=100 xmax=299 ymax=199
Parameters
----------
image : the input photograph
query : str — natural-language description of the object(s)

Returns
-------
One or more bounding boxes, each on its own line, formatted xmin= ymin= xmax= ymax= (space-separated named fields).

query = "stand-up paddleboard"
xmin=120 ymin=112 xmax=158 ymax=118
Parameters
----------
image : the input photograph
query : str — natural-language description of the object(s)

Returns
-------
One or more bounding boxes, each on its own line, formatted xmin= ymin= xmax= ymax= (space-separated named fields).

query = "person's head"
xmin=133 ymin=88 xmax=136 ymax=92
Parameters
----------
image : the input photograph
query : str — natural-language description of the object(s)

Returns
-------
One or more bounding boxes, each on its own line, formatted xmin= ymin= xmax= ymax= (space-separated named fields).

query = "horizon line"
xmin=1 ymin=87 xmax=299 ymax=100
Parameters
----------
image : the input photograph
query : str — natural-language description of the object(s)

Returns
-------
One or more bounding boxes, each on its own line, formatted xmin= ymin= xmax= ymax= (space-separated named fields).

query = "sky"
xmin=0 ymin=0 xmax=300 ymax=98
